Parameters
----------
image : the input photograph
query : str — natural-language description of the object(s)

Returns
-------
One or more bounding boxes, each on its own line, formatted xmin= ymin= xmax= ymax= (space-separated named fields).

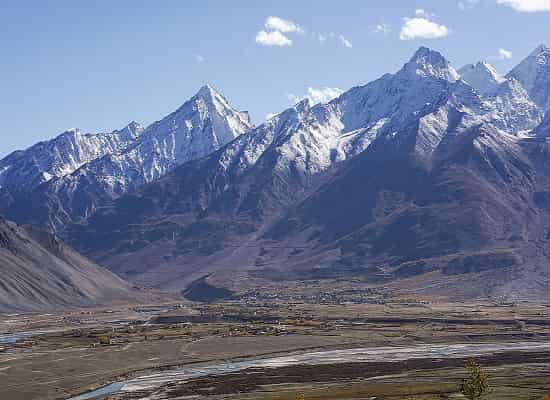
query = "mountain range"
xmin=0 ymin=86 xmax=251 ymax=231
xmin=2 ymin=45 xmax=550 ymax=301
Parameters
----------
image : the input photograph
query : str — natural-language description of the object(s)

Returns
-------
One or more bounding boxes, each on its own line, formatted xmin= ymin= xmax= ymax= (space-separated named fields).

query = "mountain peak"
xmin=63 ymin=128 xmax=81 ymax=135
xmin=404 ymin=47 xmax=460 ymax=82
xmin=126 ymin=120 xmax=142 ymax=130
xmin=116 ymin=121 xmax=144 ymax=140
xmin=196 ymin=83 xmax=219 ymax=98
xmin=189 ymin=84 xmax=243 ymax=119
xmin=531 ymin=44 xmax=550 ymax=57
xmin=458 ymin=61 xmax=505 ymax=96
xmin=194 ymin=84 xmax=234 ymax=107
xmin=524 ymin=44 xmax=550 ymax=68
xmin=410 ymin=46 xmax=443 ymax=62
xmin=146 ymin=84 xmax=253 ymax=163
xmin=478 ymin=61 xmax=504 ymax=77
xmin=510 ymin=44 xmax=550 ymax=73
xmin=508 ymin=44 xmax=550 ymax=110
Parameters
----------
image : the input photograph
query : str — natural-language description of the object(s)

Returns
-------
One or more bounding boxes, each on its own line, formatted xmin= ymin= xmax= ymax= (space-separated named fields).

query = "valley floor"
xmin=2 ymin=294 xmax=550 ymax=400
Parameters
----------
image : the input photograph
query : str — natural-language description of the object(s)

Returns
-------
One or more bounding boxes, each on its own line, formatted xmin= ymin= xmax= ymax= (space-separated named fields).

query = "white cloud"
xmin=497 ymin=48 xmax=513 ymax=59
xmin=372 ymin=23 xmax=391 ymax=34
xmin=255 ymin=16 xmax=303 ymax=47
xmin=314 ymin=31 xmax=353 ymax=47
xmin=399 ymin=15 xmax=450 ymax=40
xmin=257 ymin=17 xmax=351 ymax=49
xmin=288 ymin=87 xmax=344 ymax=105
xmin=255 ymin=30 xmax=292 ymax=46
xmin=496 ymin=0 xmax=550 ymax=12
xmin=339 ymin=35 xmax=353 ymax=48
xmin=194 ymin=54 xmax=205 ymax=63
xmin=265 ymin=16 xmax=303 ymax=33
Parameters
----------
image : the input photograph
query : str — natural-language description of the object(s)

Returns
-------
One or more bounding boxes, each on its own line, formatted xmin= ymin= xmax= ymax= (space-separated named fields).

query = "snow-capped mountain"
xmin=136 ymin=83 xmax=252 ymax=175
xmin=212 ymin=47 xmax=493 ymax=184
xmin=66 ymin=46 xmax=550 ymax=303
xmin=3 ymin=47 xmax=546 ymax=234
xmin=4 ymin=45 xmax=550 ymax=301
xmin=456 ymin=61 xmax=542 ymax=133
xmin=0 ymin=122 xmax=144 ymax=193
xmin=0 ymin=85 xmax=252 ymax=230
xmin=44 ymin=84 xmax=252 ymax=222
xmin=459 ymin=61 xmax=505 ymax=96
xmin=488 ymin=77 xmax=543 ymax=133
xmin=507 ymin=44 xmax=550 ymax=111
xmin=162 ymin=47 xmax=472 ymax=211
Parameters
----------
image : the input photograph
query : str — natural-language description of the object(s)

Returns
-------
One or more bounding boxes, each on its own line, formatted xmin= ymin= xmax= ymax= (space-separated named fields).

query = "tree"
xmin=460 ymin=360 xmax=491 ymax=400
xmin=98 ymin=335 xmax=111 ymax=345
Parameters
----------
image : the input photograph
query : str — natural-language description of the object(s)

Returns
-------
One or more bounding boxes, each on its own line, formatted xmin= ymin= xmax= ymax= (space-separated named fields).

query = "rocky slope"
xmin=0 ymin=217 xmax=137 ymax=312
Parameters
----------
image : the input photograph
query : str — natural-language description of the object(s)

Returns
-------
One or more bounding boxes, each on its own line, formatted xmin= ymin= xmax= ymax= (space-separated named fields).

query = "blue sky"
xmin=1 ymin=0 xmax=549 ymax=157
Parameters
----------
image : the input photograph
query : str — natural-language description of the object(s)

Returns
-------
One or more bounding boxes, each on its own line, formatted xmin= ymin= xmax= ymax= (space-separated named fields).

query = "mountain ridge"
xmin=507 ymin=44 xmax=550 ymax=112
xmin=60 ymin=46 xmax=550 ymax=301
xmin=3 ymin=45 xmax=550 ymax=301
xmin=0 ymin=85 xmax=252 ymax=231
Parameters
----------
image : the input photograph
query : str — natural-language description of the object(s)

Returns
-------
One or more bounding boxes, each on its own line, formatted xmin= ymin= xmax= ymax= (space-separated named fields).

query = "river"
xmin=68 ymin=340 xmax=550 ymax=400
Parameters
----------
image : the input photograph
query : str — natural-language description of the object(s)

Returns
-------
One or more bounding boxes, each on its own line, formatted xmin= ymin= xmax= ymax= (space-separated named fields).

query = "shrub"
xmin=98 ymin=335 xmax=111 ymax=345
xmin=460 ymin=360 xmax=490 ymax=400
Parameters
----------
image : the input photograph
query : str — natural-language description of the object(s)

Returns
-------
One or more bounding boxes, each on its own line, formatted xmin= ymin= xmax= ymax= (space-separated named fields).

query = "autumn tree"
xmin=460 ymin=360 xmax=491 ymax=400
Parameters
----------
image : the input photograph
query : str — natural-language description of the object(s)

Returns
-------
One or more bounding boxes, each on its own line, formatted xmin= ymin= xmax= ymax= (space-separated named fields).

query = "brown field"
xmin=1 ymin=290 xmax=550 ymax=400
